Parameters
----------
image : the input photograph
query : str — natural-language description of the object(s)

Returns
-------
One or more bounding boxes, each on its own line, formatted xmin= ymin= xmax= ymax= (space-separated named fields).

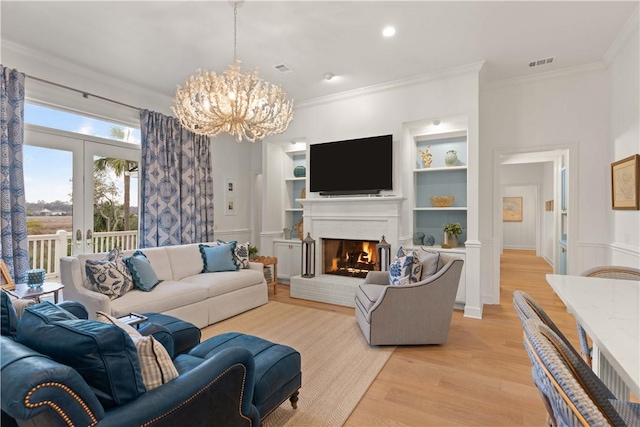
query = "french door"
xmin=24 ymin=126 xmax=140 ymax=256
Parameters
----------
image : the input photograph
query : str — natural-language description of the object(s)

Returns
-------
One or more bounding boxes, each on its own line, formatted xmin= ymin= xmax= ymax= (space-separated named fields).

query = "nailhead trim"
xmin=24 ymin=382 xmax=98 ymax=427
xmin=142 ymin=363 xmax=252 ymax=426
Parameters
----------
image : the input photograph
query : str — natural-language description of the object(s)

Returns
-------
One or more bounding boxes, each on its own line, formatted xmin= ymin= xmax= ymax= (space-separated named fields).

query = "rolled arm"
xmin=1 ymin=337 xmax=105 ymax=426
xmin=60 ymin=256 xmax=111 ymax=319
xmin=98 ymin=346 xmax=260 ymax=427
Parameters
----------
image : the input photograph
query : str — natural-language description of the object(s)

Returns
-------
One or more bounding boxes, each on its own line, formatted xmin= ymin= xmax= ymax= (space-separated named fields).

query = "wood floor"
xmin=270 ymin=249 xmax=580 ymax=426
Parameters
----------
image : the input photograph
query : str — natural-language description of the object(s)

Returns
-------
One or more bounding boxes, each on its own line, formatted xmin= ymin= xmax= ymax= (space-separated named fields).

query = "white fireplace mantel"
xmin=291 ymin=196 xmax=406 ymax=307
xmin=297 ymin=196 xmax=405 ymax=246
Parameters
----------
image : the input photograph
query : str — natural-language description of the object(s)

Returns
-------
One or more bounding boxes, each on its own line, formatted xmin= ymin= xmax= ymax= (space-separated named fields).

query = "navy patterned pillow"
xmin=389 ymin=250 xmax=422 ymax=286
xmin=216 ymin=239 xmax=250 ymax=269
xmin=85 ymin=248 xmax=134 ymax=300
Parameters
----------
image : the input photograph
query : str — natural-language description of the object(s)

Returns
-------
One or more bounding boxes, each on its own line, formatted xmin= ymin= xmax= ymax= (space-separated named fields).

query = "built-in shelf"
xmin=413 ymin=166 xmax=468 ymax=173
xmin=413 ymin=207 xmax=467 ymax=211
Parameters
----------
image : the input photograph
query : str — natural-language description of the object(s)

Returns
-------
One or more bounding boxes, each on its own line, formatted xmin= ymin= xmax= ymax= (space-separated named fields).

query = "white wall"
xmin=607 ymin=14 xmax=640 ymax=267
xmin=501 ymin=163 xmax=544 ymax=250
xmin=481 ymin=67 xmax=611 ymax=282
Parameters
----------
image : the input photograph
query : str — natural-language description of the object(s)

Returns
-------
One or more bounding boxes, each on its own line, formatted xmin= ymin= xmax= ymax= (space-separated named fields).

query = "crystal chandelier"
xmin=172 ymin=1 xmax=293 ymax=142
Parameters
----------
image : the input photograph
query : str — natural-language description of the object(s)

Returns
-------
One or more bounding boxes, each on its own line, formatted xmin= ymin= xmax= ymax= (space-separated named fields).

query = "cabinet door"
xmin=274 ymin=242 xmax=302 ymax=282
xmin=558 ymin=241 xmax=567 ymax=275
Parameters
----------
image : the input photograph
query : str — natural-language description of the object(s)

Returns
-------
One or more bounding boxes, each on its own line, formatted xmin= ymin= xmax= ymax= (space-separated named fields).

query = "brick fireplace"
xmin=290 ymin=196 xmax=404 ymax=307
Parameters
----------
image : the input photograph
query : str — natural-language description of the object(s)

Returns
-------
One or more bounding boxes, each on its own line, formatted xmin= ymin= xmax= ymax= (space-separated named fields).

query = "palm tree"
xmin=94 ymin=127 xmax=138 ymax=231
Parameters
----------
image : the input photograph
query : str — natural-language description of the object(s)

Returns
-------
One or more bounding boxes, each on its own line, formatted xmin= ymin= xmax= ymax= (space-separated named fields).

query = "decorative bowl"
xmin=430 ymin=195 xmax=455 ymax=207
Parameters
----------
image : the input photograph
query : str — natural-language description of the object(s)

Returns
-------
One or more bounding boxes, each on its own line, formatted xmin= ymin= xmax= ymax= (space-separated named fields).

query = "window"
xmin=25 ymin=103 xmax=141 ymax=143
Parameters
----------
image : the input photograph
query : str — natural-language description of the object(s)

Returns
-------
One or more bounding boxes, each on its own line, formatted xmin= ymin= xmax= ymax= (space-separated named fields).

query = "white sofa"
xmin=60 ymin=243 xmax=268 ymax=328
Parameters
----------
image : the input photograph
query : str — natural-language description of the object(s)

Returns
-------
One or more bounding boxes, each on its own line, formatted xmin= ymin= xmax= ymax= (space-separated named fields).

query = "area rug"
xmin=201 ymin=301 xmax=395 ymax=426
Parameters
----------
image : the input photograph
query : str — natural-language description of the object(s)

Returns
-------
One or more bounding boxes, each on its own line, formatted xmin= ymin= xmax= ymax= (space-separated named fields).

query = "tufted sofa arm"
xmin=1 ymin=336 xmax=106 ymax=426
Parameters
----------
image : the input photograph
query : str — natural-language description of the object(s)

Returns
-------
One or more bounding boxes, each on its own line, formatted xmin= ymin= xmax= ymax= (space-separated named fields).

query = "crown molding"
xmin=482 ymin=62 xmax=606 ymax=90
xmin=296 ymin=61 xmax=485 ymax=109
xmin=603 ymin=5 xmax=639 ymax=66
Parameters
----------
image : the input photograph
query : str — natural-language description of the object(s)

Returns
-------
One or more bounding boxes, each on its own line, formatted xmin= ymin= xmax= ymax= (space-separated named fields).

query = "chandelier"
xmin=172 ymin=1 xmax=293 ymax=142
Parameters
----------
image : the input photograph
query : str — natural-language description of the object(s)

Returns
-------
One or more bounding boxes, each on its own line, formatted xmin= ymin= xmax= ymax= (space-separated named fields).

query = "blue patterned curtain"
xmin=139 ymin=109 xmax=214 ymax=247
xmin=0 ymin=65 xmax=29 ymax=283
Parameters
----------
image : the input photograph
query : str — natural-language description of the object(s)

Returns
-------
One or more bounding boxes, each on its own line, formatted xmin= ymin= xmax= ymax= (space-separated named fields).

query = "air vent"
xmin=275 ymin=64 xmax=292 ymax=73
xmin=528 ymin=57 xmax=555 ymax=68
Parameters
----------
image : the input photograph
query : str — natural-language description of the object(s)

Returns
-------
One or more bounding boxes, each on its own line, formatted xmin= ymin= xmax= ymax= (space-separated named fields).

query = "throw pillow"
xmin=0 ymin=290 xmax=19 ymax=337
xmin=397 ymin=247 xmax=440 ymax=281
xmin=199 ymin=243 xmax=239 ymax=273
xmin=124 ymin=250 xmax=162 ymax=292
xmin=217 ymin=239 xmax=250 ymax=269
xmin=85 ymin=247 xmax=134 ymax=300
xmin=17 ymin=302 xmax=145 ymax=409
xmin=97 ymin=312 xmax=178 ymax=390
xmin=389 ymin=250 xmax=422 ymax=286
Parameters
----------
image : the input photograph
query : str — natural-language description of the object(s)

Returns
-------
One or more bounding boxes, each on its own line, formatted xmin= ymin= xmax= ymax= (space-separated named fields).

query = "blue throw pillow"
xmin=125 ymin=250 xmax=162 ymax=292
xmin=0 ymin=290 xmax=18 ymax=338
xmin=389 ymin=250 xmax=422 ymax=286
xmin=199 ymin=242 xmax=239 ymax=273
xmin=16 ymin=302 xmax=146 ymax=409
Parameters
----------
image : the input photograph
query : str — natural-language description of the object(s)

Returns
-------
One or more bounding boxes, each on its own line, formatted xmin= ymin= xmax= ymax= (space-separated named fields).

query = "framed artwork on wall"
xmin=611 ymin=154 xmax=639 ymax=210
xmin=503 ymin=196 xmax=523 ymax=222
xmin=225 ymin=196 xmax=236 ymax=215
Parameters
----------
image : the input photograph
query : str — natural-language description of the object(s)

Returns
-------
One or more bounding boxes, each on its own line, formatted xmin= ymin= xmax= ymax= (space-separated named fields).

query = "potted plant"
xmin=443 ymin=223 xmax=463 ymax=247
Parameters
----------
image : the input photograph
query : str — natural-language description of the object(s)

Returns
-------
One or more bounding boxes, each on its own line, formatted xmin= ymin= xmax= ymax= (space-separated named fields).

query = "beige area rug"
xmin=201 ymin=301 xmax=395 ymax=426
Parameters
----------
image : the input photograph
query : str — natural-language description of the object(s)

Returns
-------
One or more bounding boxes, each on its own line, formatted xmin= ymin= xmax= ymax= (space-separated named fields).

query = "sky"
xmin=23 ymin=104 xmax=140 ymax=205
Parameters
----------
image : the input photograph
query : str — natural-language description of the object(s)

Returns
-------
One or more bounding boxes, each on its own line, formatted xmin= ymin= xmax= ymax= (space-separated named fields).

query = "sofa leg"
xmin=289 ymin=390 xmax=299 ymax=409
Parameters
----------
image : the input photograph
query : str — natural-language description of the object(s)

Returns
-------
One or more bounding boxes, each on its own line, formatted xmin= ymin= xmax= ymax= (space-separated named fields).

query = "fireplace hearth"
xmin=322 ymin=238 xmax=378 ymax=278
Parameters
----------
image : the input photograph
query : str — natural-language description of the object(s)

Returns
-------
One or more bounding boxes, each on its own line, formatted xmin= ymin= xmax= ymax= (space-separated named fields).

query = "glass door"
xmin=24 ymin=127 xmax=139 ymax=267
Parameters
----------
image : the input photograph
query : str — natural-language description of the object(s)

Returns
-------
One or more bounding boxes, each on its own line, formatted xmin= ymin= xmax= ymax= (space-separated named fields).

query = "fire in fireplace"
xmin=322 ymin=238 xmax=379 ymax=278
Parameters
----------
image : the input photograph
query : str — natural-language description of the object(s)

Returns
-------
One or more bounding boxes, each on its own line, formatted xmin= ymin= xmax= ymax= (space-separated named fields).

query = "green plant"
xmin=443 ymin=223 xmax=463 ymax=235
xmin=249 ymin=245 xmax=259 ymax=257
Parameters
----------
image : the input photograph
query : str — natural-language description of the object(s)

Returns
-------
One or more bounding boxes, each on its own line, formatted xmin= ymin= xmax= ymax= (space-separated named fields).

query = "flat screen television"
xmin=309 ymin=134 xmax=393 ymax=195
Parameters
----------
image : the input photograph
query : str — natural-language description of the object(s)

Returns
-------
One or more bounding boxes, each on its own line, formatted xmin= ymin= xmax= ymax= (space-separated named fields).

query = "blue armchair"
xmin=0 ymin=292 xmax=260 ymax=426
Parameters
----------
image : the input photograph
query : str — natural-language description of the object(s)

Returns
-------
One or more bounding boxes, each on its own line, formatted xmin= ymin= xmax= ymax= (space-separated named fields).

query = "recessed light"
xmin=382 ymin=26 xmax=396 ymax=37
xmin=323 ymin=72 xmax=335 ymax=81
xmin=432 ymin=120 xmax=441 ymax=126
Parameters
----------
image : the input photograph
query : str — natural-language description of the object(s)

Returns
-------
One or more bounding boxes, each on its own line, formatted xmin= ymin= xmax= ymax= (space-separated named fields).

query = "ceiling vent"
xmin=275 ymin=64 xmax=292 ymax=73
xmin=528 ymin=57 xmax=555 ymax=68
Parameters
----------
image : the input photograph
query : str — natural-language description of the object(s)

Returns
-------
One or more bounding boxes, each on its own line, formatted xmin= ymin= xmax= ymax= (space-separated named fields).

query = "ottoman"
xmin=188 ymin=332 xmax=302 ymax=419
xmin=141 ymin=312 xmax=202 ymax=356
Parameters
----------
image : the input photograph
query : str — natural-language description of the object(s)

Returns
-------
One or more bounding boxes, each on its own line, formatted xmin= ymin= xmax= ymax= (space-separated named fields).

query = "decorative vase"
xmin=293 ymin=165 xmax=306 ymax=178
xmin=445 ymin=150 xmax=458 ymax=167
xmin=26 ymin=269 xmax=45 ymax=289
xmin=283 ymin=228 xmax=293 ymax=240
xmin=425 ymin=235 xmax=435 ymax=246
xmin=444 ymin=233 xmax=458 ymax=248
xmin=412 ymin=231 xmax=425 ymax=245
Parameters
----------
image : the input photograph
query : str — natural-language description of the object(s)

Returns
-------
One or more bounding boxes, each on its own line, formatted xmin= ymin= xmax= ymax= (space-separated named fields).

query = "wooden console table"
xmin=251 ymin=256 xmax=278 ymax=294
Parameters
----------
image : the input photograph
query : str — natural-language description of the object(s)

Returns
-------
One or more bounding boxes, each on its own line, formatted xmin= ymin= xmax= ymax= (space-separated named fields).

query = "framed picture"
xmin=225 ymin=196 xmax=236 ymax=215
xmin=225 ymin=178 xmax=236 ymax=194
xmin=503 ymin=196 xmax=523 ymax=222
xmin=611 ymin=154 xmax=639 ymax=210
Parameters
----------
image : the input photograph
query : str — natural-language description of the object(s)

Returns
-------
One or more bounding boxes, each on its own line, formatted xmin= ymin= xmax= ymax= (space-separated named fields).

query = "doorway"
xmin=491 ymin=146 xmax=577 ymax=304
xmin=24 ymin=126 xmax=139 ymax=264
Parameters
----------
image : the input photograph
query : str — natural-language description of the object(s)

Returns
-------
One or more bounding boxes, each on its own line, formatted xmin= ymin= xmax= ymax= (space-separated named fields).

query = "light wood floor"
xmin=270 ymin=249 xmax=580 ymax=426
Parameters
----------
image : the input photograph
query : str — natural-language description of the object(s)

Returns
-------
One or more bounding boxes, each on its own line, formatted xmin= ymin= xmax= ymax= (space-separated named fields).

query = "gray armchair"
xmin=355 ymin=256 xmax=463 ymax=345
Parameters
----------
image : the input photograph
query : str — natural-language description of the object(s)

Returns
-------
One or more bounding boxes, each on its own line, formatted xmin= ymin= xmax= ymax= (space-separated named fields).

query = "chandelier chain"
xmin=233 ymin=3 xmax=237 ymax=62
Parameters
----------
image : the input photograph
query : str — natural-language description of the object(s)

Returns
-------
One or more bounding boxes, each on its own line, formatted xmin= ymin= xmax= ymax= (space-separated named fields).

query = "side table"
xmin=7 ymin=283 xmax=65 ymax=304
xmin=251 ymin=256 xmax=278 ymax=294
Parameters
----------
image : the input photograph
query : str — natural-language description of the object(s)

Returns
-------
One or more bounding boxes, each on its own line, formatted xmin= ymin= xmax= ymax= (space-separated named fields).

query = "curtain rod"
xmin=26 ymin=74 xmax=141 ymax=112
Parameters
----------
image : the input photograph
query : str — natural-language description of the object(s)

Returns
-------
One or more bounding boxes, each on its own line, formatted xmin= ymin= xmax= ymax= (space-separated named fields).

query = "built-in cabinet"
xmin=284 ymin=149 xmax=306 ymax=232
xmin=273 ymin=240 xmax=301 ymax=283
xmin=412 ymin=132 xmax=468 ymax=245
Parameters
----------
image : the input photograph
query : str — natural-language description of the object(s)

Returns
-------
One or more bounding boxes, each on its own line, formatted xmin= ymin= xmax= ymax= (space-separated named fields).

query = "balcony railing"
xmin=27 ymin=230 xmax=138 ymax=278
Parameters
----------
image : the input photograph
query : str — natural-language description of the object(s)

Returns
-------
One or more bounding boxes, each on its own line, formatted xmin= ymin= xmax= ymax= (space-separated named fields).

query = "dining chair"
xmin=577 ymin=266 xmax=640 ymax=367
xmin=521 ymin=318 xmax=638 ymax=426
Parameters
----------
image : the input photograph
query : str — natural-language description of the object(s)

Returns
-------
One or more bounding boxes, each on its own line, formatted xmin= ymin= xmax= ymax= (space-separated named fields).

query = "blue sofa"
xmin=0 ymin=292 xmax=260 ymax=426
